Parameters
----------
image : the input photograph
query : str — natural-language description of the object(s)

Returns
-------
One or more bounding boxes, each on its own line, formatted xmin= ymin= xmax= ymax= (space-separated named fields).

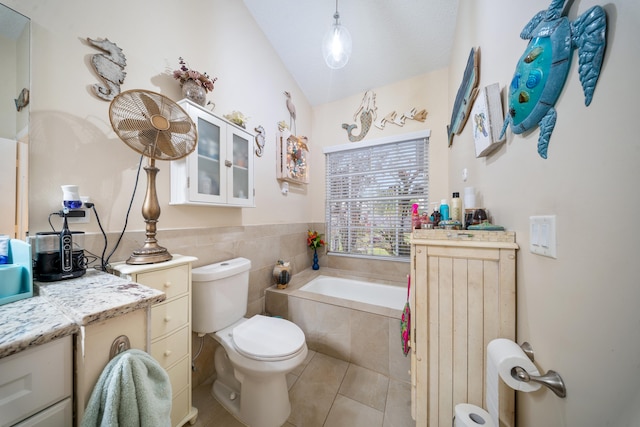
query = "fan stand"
xmin=126 ymin=157 xmax=172 ymax=265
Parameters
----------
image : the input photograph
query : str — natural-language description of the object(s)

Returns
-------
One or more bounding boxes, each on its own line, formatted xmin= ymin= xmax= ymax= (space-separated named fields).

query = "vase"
xmin=312 ymin=248 xmax=319 ymax=270
xmin=273 ymin=261 xmax=291 ymax=289
xmin=182 ymin=79 xmax=207 ymax=106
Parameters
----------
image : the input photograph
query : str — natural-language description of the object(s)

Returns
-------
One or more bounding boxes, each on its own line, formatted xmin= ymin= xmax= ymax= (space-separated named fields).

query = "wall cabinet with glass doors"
xmin=171 ymin=99 xmax=254 ymax=207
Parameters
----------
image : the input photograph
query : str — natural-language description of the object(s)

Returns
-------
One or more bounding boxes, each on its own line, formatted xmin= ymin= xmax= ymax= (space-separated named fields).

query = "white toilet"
xmin=191 ymin=257 xmax=308 ymax=427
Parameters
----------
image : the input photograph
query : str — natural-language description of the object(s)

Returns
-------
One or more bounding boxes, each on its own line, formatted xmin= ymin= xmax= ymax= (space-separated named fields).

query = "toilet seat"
xmin=231 ymin=315 xmax=306 ymax=361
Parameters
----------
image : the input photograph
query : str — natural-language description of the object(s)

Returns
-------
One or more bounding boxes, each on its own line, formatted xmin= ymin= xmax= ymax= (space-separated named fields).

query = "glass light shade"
xmin=322 ymin=22 xmax=352 ymax=69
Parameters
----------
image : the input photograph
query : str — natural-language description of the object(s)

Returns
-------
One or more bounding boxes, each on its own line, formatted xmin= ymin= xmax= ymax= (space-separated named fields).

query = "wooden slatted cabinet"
xmin=410 ymin=230 xmax=518 ymax=427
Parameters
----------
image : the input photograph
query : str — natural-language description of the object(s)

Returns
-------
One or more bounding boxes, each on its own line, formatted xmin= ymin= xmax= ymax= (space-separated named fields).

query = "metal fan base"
xmin=126 ymin=244 xmax=173 ymax=265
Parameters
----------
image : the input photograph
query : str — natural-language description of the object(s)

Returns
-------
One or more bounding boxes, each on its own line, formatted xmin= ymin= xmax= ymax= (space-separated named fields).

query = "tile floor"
xmin=190 ymin=350 xmax=415 ymax=427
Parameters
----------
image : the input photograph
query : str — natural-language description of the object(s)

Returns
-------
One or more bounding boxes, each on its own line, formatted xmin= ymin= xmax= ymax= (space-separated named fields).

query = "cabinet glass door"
xmin=189 ymin=116 xmax=225 ymax=204
xmin=230 ymin=132 xmax=250 ymax=202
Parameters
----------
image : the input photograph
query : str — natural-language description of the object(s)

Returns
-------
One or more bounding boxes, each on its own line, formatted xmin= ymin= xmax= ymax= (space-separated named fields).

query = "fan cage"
xmin=109 ymin=89 xmax=197 ymax=161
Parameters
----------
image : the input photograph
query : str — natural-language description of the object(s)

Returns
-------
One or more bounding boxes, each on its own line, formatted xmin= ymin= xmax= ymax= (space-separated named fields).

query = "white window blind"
xmin=325 ymin=133 xmax=429 ymax=259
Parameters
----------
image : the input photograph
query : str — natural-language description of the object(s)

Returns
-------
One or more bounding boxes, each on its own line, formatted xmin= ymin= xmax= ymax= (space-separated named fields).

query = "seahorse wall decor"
xmin=342 ymin=90 xmax=427 ymax=141
xmin=87 ymin=37 xmax=127 ymax=101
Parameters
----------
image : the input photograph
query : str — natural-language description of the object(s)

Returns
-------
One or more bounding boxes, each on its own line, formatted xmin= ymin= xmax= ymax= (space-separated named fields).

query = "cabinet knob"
xmin=164 ymin=316 xmax=172 ymax=323
xmin=164 ymin=281 xmax=172 ymax=288
xmin=225 ymin=160 xmax=232 ymax=167
xmin=164 ymin=350 xmax=172 ymax=357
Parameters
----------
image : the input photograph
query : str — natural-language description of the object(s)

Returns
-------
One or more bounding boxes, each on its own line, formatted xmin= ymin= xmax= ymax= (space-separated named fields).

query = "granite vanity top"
xmin=0 ymin=269 xmax=165 ymax=359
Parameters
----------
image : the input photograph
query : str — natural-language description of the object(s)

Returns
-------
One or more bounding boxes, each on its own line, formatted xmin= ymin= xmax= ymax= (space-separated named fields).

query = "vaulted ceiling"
xmin=243 ymin=0 xmax=459 ymax=106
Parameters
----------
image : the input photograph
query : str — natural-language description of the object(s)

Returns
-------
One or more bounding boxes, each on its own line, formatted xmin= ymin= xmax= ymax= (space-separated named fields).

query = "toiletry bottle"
xmin=440 ymin=199 xmax=450 ymax=221
xmin=411 ymin=203 xmax=421 ymax=229
xmin=430 ymin=203 xmax=441 ymax=226
xmin=451 ymin=192 xmax=461 ymax=222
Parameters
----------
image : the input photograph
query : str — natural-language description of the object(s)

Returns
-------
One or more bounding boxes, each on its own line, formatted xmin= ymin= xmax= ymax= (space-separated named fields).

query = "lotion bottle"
xmin=411 ymin=203 xmax=421 ymax=229
xmin=451 ymin=192 xmax=461 ymax=222
xmin=440 ymin=199 xmax=450 ymax=221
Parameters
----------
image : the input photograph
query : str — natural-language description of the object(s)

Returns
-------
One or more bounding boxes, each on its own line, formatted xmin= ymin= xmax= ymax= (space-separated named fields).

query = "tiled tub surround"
xmin=266 ymin=268 xmax=411 ymax=383
xmin=0 ymin=269 xmax=165 ymax=358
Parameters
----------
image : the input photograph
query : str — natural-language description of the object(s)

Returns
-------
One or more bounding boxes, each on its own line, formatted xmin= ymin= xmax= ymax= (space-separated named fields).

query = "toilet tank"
xmin=191 ymin=257 xmax=251 ymax=334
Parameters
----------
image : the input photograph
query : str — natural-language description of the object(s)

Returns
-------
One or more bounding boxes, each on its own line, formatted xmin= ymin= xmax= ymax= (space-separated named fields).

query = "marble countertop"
xmin=0 ymin=269 xmax=166 ymax=359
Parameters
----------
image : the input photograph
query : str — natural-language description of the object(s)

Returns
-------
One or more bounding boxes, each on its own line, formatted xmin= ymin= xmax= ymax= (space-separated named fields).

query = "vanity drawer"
xmin=166 ymin=355 xmax=190 ymax=396
xmin=0 ymin=336 xmax=72 ymax=427
xmin=151 ymin=295 xmax=189 ymax=340
xmin=151 ymin=325 xmax=189 ymax=370
xmin=136 ymin=264 xmax=189 ymax=299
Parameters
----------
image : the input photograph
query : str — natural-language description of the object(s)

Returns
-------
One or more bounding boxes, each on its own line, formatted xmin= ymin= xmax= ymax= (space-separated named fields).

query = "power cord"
xmin=45 ymin=154 xmax=144 ymax=271
xmin=102 ymin=154 xmax=144 ymax=269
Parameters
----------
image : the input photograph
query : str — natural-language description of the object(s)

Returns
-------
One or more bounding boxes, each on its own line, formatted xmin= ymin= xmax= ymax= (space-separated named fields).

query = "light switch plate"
xmin=529 ymin=215 xmax=557 ymax=258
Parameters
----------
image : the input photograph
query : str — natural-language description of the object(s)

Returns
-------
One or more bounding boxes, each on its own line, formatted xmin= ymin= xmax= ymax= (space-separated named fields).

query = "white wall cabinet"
xmin=0 ymin=336 xmax=72 ymax=427
xmin=171 ymin=99 xmax=254 ymax=207
xmin=410 ymin=230 xmax=518 ymax=427
xmin=111 ymin=255 xmax=198 ymax=427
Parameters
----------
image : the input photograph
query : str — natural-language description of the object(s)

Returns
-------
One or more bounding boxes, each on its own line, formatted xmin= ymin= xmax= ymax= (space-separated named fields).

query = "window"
xmin=324 ymin=131 xmax=429 ymax=260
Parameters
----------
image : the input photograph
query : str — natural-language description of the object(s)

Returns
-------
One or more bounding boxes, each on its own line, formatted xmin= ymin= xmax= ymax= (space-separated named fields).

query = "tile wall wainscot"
xmin=265 ymin=267 xmax=411 ymax=385
xmin=83 ymin=222 xmax=325 ymax=387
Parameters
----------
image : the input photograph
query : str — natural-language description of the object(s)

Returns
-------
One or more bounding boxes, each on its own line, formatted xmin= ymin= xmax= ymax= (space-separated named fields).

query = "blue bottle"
xmin=439 ymin=199 xmax=450 ymax=221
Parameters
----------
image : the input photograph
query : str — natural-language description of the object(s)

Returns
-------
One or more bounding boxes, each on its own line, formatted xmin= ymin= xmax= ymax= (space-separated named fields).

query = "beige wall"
xmin=451 ymin=1 xmax=640 ymax=425
xmin=7 ymin=0 xmax=315 ymax=234
xmin=311 ymin=69 xmax=450 ymax=220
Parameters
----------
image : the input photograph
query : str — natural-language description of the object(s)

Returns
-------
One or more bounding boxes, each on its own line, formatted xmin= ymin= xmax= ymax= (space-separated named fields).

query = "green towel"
xmin=81 ymin=349 xmax=172 ymax=427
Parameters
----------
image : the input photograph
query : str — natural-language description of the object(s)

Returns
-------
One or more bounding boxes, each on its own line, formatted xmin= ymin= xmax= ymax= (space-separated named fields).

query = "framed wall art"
xmin=276 ymin=130 xmax=309 ymax=184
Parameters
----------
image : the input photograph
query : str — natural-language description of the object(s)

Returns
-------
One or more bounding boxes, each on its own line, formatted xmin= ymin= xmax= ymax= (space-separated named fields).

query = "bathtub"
xmin=298 ymin=275 xmax=406 ymax=312
xmin=267 ymin=274 xmax=410 ymax=380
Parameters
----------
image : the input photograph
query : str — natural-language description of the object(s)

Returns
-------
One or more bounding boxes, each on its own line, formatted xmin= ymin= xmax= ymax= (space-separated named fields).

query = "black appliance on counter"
xmin=33 ymin=231 xmax=86 ymax=281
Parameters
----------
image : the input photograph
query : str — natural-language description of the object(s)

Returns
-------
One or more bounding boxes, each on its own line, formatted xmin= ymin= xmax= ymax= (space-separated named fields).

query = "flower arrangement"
xmin=173 ymin=57 xmax=217 ymax=92
xmin=307 ymin=230 xmax=325 ymax=250
xmin=223 ymin=110 xmax=250 ymax=128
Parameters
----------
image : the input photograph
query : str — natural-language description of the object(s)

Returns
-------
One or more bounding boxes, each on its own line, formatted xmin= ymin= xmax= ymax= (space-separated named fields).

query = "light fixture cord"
xmin=334 ymin=0 xmax=340 ymax=22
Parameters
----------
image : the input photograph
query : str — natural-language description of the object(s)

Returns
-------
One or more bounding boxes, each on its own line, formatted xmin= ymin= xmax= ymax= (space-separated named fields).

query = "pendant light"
xmin=322 ymin=0 xmax=352 ymax=69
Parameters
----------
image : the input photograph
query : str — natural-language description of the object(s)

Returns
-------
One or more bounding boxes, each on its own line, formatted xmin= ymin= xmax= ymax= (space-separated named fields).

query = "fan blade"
xmin=118 ymin=119 xmax=154 ymax=132
xmin=168 ymin=120 xmax=193 ymax=134
xmin=139 ymin=92 xmax=161 ymax=117
xmin=156 ymin=131 xmax=178 ymax=158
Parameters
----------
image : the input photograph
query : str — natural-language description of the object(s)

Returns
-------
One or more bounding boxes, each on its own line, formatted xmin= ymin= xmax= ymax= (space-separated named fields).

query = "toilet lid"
xmin=231 ymin=315 xmax=305 ymax=360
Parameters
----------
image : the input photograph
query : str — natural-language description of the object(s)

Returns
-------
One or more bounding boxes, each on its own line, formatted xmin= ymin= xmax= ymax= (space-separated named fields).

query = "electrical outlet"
xmin=529 ymin=215 xmax=557 ymax=258
xmin=67 ymin=208 xmax=90 ymax=224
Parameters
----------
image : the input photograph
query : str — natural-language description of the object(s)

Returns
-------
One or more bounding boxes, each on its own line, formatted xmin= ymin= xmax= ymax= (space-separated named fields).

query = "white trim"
xmin=323 ymin=129 xmax=431 ymax=154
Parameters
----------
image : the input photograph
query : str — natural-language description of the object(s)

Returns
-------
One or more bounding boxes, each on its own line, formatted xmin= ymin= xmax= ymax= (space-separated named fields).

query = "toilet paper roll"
xmin=455 ymin=404 xmax=495 ymax=427
xmin=488 ymin=339 xmax=541 ymax=392
xmin=486 ymin=338 xmax=541 ymax=424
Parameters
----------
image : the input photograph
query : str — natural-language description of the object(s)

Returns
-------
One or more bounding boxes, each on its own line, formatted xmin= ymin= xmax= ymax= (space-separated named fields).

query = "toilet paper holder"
xmin=513 ymin=342 xmax=567 ymax=398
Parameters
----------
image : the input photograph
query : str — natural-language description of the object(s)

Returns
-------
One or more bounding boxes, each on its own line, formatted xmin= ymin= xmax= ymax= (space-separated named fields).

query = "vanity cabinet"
xmin=171 ymin=99 xmax=254 ymax=207
xmin=111 ymin=255 xmax=198 ymax=427
xmin=76 ymin=309 xmax=148 ymax=423
xmin=0 ymin=336 xmax=72 ymax=427
xmin=410 ymin=230 xmax=518 ymax=427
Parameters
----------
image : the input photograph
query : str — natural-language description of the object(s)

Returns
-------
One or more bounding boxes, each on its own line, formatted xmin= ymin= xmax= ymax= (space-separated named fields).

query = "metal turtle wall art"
xmin=499 ymin=0 xmax=607 ymax=159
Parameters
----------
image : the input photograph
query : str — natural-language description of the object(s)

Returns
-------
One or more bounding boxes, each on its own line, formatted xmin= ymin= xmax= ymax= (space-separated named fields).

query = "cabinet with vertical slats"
xmin=410 ymin=230 xmax=518 ymax=427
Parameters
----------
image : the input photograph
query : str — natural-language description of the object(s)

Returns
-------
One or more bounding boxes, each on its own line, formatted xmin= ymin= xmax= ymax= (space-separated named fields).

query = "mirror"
xmin=0 ymin=3 xmax=29 ymax=239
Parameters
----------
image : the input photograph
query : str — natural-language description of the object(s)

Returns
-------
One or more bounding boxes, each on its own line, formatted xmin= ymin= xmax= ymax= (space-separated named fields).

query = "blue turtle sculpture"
xmin=499 ymin=0 xmax=607 ymax=159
